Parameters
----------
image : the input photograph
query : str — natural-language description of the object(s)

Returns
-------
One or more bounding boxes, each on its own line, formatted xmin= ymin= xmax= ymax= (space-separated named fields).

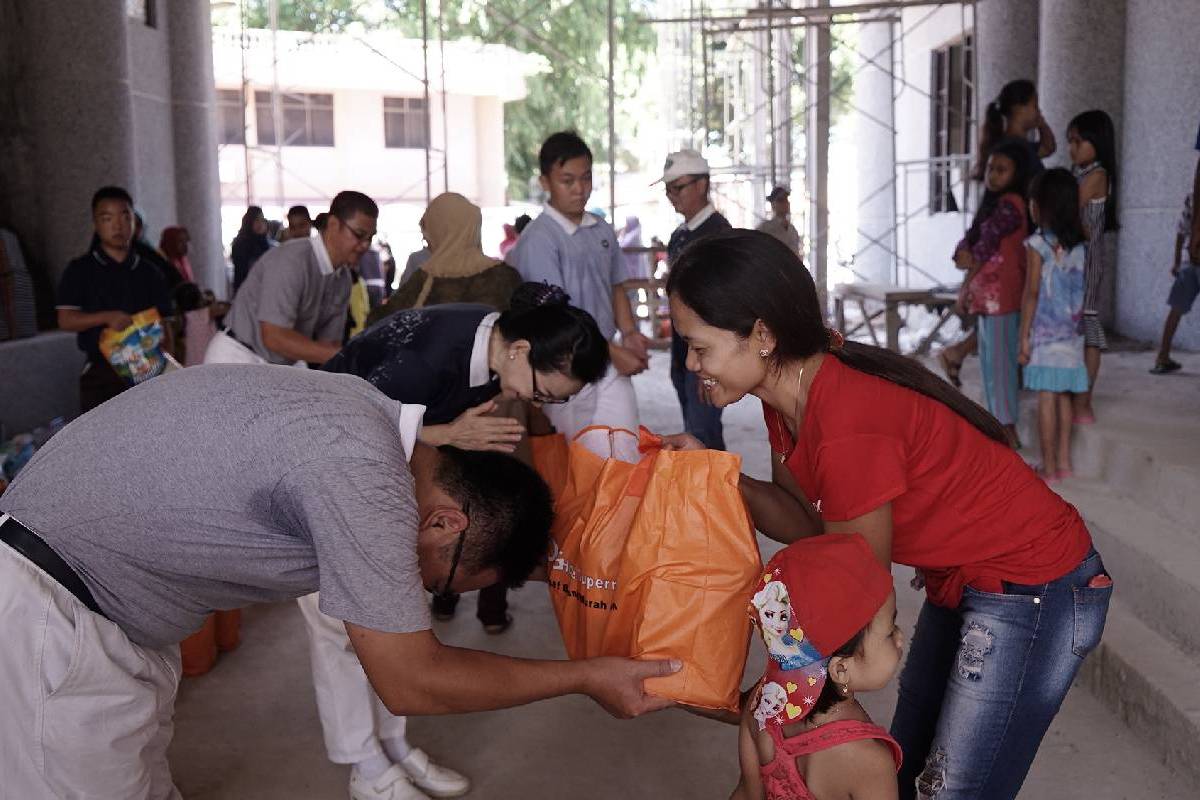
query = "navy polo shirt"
xmin=57 ymin=245 xmax=172 ymax=364
xmin=322 ymin=304 xmax=501 ymax=425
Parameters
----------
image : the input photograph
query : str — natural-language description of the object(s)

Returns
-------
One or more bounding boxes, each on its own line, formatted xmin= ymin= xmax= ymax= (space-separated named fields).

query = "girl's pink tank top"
xmin=759 ymin=719 xmax=903 ymax=800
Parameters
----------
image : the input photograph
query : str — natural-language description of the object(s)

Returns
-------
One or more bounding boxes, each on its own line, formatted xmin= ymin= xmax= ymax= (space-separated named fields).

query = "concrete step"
xmin=1015 ymin=408 xmax=1200 ymax=535
xmin=1077 ymin=598 xmax=1200 ymax=787
xmin=1057 ymin=478 xmax=1200 ymax=660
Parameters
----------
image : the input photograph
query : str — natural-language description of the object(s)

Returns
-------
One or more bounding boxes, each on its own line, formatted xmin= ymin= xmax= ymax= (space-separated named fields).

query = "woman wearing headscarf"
xmin=367 ymin=193 xmax=522 ymax=326
xmin=231 ymin=205 xmax=271 ymax=294
xmin=159 ymin=226 xmax=195 ymax=285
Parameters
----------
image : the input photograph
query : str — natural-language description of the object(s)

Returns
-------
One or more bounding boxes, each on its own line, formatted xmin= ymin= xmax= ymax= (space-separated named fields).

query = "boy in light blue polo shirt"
xmin=508 ymin=132 xmax=649 ymax=437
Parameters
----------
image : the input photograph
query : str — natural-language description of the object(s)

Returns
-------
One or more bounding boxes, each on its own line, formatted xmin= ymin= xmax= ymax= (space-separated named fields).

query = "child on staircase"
xmin=1018 ymin=169 xmax=1089 ymax=483
xmin=732 ymin=534 xmax=904 ymax=800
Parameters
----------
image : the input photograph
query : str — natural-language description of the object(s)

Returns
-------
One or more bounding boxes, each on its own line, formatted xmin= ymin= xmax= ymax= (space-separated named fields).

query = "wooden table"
xmin=832 ymin=282 xmax=960 ymax=355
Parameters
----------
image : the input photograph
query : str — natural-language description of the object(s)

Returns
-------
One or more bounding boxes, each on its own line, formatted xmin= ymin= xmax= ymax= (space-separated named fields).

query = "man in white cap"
xmin=756 ymin=185 xmax=803 ymax=256
xmin=661 ymin=149 xmax=731 ymax=450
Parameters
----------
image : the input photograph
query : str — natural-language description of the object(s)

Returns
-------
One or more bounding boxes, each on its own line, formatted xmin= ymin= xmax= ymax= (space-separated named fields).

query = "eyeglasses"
xmin=436 ymin=503 xmax=469 ymax=597
xmin=530 ymin=360 xmax=568 ymax=404
xmin=664 ymin=178 xmax=701 ymax=196
xmin=339 ymin=218 xmax=375 ymax=244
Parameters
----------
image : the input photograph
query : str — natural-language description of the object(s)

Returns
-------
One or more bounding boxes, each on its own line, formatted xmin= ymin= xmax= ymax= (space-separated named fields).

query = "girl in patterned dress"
xmin=1067 ymin=110 xmax=1119 ymax=423
xmin=1019 ymin=169 xmax=1090 ymax=483
xmin=952 ymin=140 xmax=1035 ymax=444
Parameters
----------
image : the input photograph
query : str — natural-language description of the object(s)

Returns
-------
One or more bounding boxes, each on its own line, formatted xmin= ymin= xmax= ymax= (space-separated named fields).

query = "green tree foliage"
xmin=244 ymin=0 xmax=368 ymax=33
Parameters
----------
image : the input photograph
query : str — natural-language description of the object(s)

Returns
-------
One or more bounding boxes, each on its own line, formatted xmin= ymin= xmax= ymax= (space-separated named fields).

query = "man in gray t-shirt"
xmin=212 ymin=190 xmax=378 ymax=366
xmin=0 ymin=365 xmax=677 ymax=798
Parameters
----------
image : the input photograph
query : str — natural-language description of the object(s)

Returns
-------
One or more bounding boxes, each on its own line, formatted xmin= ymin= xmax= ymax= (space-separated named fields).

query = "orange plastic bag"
xmin=530 ymin=433 xmax=570 ymax=504
xmin=547 ymin=427 xmax=762 ymax=711
xmin=180 ymin=614 xmax=218 ymax=677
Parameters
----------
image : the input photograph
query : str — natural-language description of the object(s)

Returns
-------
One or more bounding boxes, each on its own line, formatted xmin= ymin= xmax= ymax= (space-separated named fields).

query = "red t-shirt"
xmin=763 ymin=355 xmax=1091 ymax=608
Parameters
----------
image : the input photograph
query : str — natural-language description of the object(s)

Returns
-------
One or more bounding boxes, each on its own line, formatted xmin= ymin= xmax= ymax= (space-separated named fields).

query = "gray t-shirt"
xmin=507 ymin=208 xmax=623 ymax=340
xmin=0 ymin=365 xmax=430 ymax=647
xmin=226 ymin=237 xmax=352 ymax=364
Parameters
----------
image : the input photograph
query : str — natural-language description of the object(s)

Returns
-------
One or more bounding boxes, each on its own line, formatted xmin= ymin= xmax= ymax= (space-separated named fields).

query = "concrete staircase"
xmin=1006 ymin=354 xmax=1200 ymax=785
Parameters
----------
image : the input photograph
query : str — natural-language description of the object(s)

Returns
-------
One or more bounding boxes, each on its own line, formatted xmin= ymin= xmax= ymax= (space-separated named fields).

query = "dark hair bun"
xmin=510 ymin=281 xmax=571 ymax=312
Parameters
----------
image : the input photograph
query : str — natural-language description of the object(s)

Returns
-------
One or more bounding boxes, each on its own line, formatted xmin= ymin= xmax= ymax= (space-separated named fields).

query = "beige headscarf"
xmin=413 ymin=192 xmax=500 ymax=308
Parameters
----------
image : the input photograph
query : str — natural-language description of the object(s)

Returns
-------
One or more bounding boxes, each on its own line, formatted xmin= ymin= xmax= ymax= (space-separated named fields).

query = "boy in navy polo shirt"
xmin=56 ymin=186 xmax=172 ymax=411
xmin=508 ymin=132 xmax=649 ymax=438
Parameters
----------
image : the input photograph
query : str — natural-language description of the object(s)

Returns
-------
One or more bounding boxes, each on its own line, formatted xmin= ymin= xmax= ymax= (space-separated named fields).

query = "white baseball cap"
xmin=655 ymin=149 xmax=710 ymax=184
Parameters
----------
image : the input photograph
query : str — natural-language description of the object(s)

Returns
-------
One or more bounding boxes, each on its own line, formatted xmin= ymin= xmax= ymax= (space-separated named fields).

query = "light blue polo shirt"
xmin=507 ymin=205 xmax=623 ymax=340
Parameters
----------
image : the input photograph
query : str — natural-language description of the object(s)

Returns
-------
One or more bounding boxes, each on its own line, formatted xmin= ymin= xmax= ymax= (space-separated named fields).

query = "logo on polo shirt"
xmin=601 ymin=240 xmax=609 ymax=248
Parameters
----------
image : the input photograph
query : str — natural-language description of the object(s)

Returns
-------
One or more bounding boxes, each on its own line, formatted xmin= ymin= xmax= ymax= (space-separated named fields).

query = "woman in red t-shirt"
xmin=663 ymin=230 xmax=1112 ymax=800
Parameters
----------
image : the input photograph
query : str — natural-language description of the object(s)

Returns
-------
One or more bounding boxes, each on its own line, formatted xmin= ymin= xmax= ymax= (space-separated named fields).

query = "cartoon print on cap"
xmin=751 ymin=577 xmax=825 ymax=671
xmin=753 ymin=681 xmax=789 ymax=731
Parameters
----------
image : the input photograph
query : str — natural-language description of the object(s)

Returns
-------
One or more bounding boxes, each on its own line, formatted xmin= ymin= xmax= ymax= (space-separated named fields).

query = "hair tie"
xmin=827 ymin=327 xmax=845 ymax=352
xmin=535 ymin=282 xmax=570 ymax=307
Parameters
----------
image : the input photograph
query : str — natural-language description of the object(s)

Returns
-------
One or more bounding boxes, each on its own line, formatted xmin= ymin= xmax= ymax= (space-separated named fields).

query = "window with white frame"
xmin=255 ymin=91 xmax=335 ymax=147
xmin=383 ymin=97 xmax=429 ymax=149
xmin=929 ymin=34 xmax=973 ymax=214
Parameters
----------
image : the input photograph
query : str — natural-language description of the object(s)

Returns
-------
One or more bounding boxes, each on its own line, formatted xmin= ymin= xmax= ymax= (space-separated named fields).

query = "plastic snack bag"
xmin=99 ymin=308 xmax=174 ymax=385
xmin=547 ymin=426 xmax=762 ymax=711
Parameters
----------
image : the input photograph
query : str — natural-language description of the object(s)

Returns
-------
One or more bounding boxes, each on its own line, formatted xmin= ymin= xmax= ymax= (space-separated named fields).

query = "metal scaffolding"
xmin=226 ymin=0 xmax=979 ymax=304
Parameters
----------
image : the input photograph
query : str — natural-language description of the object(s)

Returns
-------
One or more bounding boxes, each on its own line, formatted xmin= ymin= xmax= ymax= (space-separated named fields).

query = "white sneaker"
xmin=399 ymin=748 xmax=471 ymax=798
xmin=350 ymin=764 xmax=431 ymax=800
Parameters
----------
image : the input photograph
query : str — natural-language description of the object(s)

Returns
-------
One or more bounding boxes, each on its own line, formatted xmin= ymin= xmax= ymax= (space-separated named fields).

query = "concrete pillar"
xmin=975 ymin=0 xmax=1039 ymax=114
xmin=1115 ymin=0 xmax=1200 ymax=349
xmin=1038 ymin=0 xmax=1126 ymax=168
xmin=167 ymin=0 xmax=225 ymax=297
xmin=853 ymin=18 xmax=896 ymax=285
xmin=16 ymin=1 xmax=137 ymax=284
xmin=1038 ymin=0 xmax=1126 ymax=325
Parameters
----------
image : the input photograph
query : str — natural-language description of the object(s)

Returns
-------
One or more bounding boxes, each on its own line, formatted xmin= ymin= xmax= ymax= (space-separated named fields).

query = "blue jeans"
xmin=891 ymin=550 xmax=1113 ymax=799
xmin=670 ymin=331 xmax=724 ymax=450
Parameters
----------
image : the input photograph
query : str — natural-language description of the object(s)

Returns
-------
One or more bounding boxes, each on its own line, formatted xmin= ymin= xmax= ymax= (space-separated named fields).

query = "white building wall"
xmin=474 ymin=97 xmax=506 ymax=207
xmin=891 ymin=7 xmax=975 ymax=289
xmin=217 ymin=87 xmax=504 ymax=212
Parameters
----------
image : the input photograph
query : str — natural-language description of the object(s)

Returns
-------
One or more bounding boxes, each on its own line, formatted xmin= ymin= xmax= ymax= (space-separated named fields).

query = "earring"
xmin=838 ymin=683 xmax=850 ymax=696
xmin=759 ymin=349 xmax=770 ymax=358
xmin=508 ymin=353 xmax=515 ymax=360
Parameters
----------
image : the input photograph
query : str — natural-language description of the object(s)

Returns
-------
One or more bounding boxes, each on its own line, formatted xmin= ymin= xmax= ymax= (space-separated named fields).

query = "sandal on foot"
xmin=1150 ymin=359 xmax=1182 ymax=375
xmin=1073 ymin=413 xmax=1096 ymax=426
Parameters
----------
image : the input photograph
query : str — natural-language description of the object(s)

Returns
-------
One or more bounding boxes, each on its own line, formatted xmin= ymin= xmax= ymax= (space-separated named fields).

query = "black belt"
xmin=219 ymin=325 xmax=256 ymax=353
xmin=0 ymin=515 xmax=107 ymax=618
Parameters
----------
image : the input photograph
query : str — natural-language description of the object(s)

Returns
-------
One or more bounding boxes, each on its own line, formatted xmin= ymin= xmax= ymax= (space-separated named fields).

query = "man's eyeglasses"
xmin=664 ymin=178 xmax=701 ymax=196
xmin=437 ymin=502 xmax=469 ymax=597
xmin=339 ymin=218 xmax=375 ymax=244
xmin=530 ymin=360 xmax=568 ymax=404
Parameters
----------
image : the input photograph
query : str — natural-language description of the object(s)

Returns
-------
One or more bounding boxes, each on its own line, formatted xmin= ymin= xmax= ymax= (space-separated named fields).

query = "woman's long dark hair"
xmin=974 ymin=79 xmax=1037 ymax=180
xmin=239 ymin=205 xmax=265 ymax=235
xmin=1068 ymin=109 xmax=1119 ymax=231
xmin=1030 ymin=169 xmax=1087 ymax=251
xmin=496 ymin=282 xmax=610 ymax=385
xmin=666 ymin=231 xmax=1009 ymax=445
xmin=965 ymin=139 xmax=1036 ymax=247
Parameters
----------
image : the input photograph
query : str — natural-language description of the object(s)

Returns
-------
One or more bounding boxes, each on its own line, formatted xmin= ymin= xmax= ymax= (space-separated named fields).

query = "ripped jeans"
xmin=890 ymin=550 xmax=1113 ymax=800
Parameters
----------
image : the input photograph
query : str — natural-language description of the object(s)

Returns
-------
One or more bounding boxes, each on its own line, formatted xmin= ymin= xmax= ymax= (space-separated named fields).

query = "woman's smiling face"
xmin=669 ymin=294 xmax=769 ymax=408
